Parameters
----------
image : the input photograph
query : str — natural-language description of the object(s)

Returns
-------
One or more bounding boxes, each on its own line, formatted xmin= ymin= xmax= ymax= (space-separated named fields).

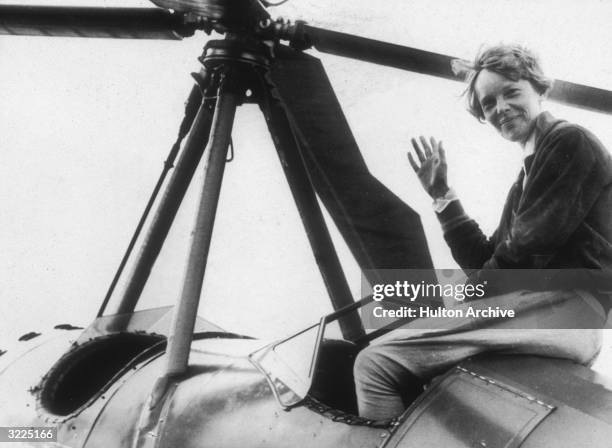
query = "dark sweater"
xmin=438 ymin=112 xmax=612 ymax=305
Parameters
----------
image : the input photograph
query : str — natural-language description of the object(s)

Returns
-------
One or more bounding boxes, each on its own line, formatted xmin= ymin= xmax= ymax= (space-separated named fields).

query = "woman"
xmin=354 ymin=44 xmax=612 ymax=421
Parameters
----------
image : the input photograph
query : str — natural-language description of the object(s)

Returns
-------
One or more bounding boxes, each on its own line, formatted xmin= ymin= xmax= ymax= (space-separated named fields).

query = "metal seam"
xmin=456 ymin=366 xmax=555 ymax=410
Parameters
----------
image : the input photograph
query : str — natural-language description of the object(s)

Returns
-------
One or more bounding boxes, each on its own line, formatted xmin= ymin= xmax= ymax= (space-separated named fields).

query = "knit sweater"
xmin=438 ymin=112 xmax=612 ymax=305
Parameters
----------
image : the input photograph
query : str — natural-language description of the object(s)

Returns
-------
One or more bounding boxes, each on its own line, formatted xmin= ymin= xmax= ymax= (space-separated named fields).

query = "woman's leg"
xmin=353 ymin=290 xmax=605 ymax=420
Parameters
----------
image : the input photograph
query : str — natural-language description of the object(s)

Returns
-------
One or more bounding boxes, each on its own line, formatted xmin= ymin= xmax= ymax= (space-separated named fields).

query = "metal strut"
xmin=259 ymin=79 xmax=365 ymax=341
xmin=165 ymin=77 xmax=238 ymax=376
xmin=134 ymin=76 xmax=239 ymax=447
xmin=97 ymin=80 xmax=205 ymax=318
xmin=115 ymin=73 xmax=215 ymax=316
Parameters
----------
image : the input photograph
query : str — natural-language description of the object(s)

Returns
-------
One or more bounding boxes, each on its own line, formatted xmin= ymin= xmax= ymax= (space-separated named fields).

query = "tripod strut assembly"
xmin=116 ymin=35 xmax=364 ymax=388
xmin=129 ymin=38 xmax=366 ymax=444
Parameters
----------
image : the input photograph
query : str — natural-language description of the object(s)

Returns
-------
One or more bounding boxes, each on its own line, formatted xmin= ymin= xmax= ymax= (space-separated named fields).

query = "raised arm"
xmin=408 ymin=136 xmax=498 ymax=269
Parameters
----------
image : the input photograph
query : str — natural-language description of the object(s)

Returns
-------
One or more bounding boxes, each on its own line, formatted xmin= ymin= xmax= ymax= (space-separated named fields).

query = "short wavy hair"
xmin=455 ymin=44 xmax=554 ymax=121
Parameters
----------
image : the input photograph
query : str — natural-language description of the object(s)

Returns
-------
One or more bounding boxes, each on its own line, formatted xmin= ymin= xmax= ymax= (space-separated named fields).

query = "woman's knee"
xmin=353 ymin=344 xmax=424 ymax=418
xmin=353 ymin=345 xmax=388 ymax=388
xmin=353 ymin=344 xmax=419 ymax=391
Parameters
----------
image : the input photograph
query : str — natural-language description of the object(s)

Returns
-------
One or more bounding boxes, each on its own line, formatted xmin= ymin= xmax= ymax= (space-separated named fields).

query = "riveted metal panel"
xmin=385 ymin=367 xmax=554 ymax=448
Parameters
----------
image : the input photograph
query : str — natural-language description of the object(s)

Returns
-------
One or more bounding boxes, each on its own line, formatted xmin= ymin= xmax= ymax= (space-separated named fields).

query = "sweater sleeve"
xmin=435 ymin=199 xmax=499 ymax=270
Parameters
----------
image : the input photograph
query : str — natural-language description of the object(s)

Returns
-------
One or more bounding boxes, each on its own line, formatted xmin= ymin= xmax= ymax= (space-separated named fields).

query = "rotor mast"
xmin=114 ymin=30 xmax=366 ymax=379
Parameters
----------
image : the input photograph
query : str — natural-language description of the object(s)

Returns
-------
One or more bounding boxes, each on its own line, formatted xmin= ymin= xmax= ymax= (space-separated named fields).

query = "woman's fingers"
xmin=438 ymin=140 xmax=446 ymax=163
xmin=410 ymin=136 xmax=443 ymax=169
xmin=420 ymin=135 xmax=433 ymax=157
xmin=430 ymin=136 xmax=439 ymax=156
xmin=411 ymin=138 xmax=426 ymax=163
xmin=407 ymin=152 xmax=420 ymax=172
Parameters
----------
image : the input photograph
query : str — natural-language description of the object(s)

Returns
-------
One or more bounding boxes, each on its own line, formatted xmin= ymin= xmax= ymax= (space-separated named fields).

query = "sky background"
xmin=1 ymin=0 xmax=612 ymax=369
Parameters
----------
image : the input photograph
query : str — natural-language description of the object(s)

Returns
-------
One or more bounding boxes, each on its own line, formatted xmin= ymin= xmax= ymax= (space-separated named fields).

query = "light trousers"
xmin=354 ymin=290 xmax=606 ymax=420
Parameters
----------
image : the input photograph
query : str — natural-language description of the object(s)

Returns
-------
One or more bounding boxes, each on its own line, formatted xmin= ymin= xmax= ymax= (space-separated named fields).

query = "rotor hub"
xmin=200 ymin=38 xmax=271 ymax=69
xmin=150 ymin=0 xmax=269 ymax=30
xmin=197 ymin=38 xmax=272 ymax=102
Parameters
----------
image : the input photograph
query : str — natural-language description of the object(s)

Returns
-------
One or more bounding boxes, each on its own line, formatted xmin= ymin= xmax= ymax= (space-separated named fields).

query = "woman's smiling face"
xmin=474 ymin=69 xmax=544 ymax=144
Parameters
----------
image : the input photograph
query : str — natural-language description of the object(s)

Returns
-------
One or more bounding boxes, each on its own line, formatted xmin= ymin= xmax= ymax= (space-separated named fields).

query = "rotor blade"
xmin=549 ymin=80 xmax=612 ymax=116
xmin=297 ymin=24 xmax=457 ymax=80
xmin=0 ymin=5 xmax=194 ymax=39
xmin=294 ymin=24 xmax=612 ymax=115
xmin=268 ymin=45 xmax=436 ymax=283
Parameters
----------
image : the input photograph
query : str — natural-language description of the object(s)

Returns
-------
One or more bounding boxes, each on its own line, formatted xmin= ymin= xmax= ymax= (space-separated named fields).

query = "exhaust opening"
xmin=39 ymin=333 xmax=165 ymax=415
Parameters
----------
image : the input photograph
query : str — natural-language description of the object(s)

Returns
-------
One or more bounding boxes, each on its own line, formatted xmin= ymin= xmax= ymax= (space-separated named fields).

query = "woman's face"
xmin=474 ymin=69 xmax=543 ymax=144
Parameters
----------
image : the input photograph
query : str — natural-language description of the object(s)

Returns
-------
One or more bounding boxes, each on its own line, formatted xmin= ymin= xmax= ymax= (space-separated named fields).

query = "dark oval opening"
xmin=39 ymin=333 xmax=165 ymax=416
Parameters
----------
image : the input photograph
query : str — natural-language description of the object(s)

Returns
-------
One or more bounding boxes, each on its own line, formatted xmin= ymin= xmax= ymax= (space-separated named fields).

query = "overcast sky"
xmin=1 ymin=1 xmax=611 ymax=352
